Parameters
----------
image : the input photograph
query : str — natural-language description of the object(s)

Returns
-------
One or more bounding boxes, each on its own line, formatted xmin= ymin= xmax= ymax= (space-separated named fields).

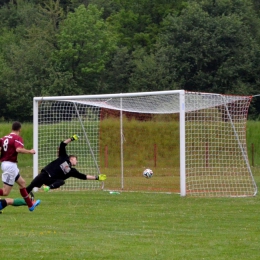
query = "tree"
xmin=53 ymin=4 xmax=117 ymax=94
xmin=129 ymin=47 xmax=178 ymax=92
xmin=155 ymin=1 xmax=260 ymax=95
xmin=106 ymin=0 xmax=187 ymax=52
xmin=0 ymin=0 xmax=62 ymax=120
xmin=102 ymin=46 xmax=134 ymax=93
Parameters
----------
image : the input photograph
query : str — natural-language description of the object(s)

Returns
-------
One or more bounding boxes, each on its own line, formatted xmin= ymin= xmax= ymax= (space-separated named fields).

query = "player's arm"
xmin=71 ymin=169 xmax=107 ymax=181
xmin=63 ymin=138 xmax=72 ymax=145
xmin=87 ymin=174 xmax=107 ymax=181
xmin=16 ymin=147 xmax=35 ymax=154
xmin=59 ymin=135 xmax=79 ymax=156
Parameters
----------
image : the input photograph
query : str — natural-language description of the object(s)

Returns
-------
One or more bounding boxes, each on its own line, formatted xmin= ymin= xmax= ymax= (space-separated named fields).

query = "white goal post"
xmin=33 ymin=90 xmax=257 ymax=197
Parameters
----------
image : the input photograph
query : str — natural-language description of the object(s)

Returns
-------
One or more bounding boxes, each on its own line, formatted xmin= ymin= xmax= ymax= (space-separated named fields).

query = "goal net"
xmin=33 ymin=90 xmax=257 ymax=197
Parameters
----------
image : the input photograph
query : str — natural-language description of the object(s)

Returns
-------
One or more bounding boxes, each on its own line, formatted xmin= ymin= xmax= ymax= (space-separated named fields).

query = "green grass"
xmin=247 ymin=120 xmax=260 ymax=166
xmin=1 ymin=121 xmax=260 ymax=259
xmin=1 ymin=177 xmax=260 ymax=260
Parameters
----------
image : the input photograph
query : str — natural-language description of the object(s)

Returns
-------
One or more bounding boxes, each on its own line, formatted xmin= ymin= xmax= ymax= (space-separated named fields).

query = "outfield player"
xmin=0 ymin=197 xmax=31 ymax=213
xmin=26 ymin=135 xmax=106 ymax=193
xmin=0 ymin=121 xmax=40 ymax=211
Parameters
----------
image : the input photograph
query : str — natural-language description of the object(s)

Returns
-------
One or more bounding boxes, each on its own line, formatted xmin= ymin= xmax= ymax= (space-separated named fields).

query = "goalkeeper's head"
xmin=69 ymin=155 xmax=78 ymax=166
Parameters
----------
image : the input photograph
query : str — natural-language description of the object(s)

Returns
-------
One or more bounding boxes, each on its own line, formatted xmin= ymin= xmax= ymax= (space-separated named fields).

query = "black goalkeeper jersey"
xmin=42 ymin=141 xmax=87 ymax=180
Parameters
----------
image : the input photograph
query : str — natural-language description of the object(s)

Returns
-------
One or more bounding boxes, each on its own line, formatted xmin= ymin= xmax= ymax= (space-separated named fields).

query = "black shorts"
xmin=30 ymin=170 xmax=56 ymax=188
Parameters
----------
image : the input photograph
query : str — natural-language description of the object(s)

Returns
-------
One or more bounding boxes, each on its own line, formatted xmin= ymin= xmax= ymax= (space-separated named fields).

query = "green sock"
xmin=12 ymin=198 xmax=27 ymax=206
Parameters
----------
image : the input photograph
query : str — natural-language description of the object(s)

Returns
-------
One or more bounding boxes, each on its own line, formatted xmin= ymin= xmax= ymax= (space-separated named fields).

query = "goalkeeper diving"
xmin=26 ymin=135 xmax=106 ymax=194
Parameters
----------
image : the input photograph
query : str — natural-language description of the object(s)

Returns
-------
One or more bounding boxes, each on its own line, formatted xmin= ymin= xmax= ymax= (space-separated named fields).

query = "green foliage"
xmin=106 ymin=0 xmax=186 ymax=51
xmin=1 ymin=0 xmax=260 ymax=119
xmin=252 ymin=0 xmax=260 ymax=15
xmin=53 ymin=4 xmax=117 ymax=94
xmin=129 ymin=47 xmax=177 ymax=92
xmin=156 ymin=1 xmax=260 ymax=94
xmin=37 ymin=0 xmax=65 ymax=31
xmin=246 ymin=120 xmax=260 ymax=167
xmin=0 ymin=0 xmax=61 ymax=120
xmin=102 ymin=46 xmax=135 ymax=93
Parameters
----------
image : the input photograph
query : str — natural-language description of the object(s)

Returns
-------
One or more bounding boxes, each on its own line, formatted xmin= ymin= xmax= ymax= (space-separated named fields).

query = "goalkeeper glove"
xmin=70 ymin=134 xmax=79 ymax=141
xmin=97 ymin=174 xmax=107 ymax=181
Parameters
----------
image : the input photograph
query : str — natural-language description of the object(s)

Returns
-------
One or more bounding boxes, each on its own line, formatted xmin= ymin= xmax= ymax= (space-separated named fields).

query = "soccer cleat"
xmin=29 ymin=199 xmax=41 ymax=212
xmin=42 ymin=185 xmax=50 ymax=192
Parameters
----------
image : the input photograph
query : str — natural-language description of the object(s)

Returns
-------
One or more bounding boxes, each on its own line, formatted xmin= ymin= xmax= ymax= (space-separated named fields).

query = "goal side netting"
xmin=33 ymin=90 xmax=257 ymax=197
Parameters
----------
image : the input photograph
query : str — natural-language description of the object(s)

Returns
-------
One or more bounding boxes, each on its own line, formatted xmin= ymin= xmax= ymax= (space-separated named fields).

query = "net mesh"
xmin=38 ymin=101 xmax=101 ymax=190
xmin=185 ymin=93 xmax=256 ymax=197
xmin=36 ymin=91 xmax=257 ymax=196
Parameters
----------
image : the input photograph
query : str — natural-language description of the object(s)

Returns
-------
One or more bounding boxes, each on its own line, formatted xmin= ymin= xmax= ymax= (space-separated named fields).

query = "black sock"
xmin=0 ymin=199 xmax=7 ymax=210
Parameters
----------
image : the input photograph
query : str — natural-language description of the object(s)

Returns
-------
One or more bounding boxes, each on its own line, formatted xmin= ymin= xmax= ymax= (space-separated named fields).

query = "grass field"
xmin=1 ymin=121 xmax=260 ymax=259
xmin=1 ymin=169 xmax=260 ymax=260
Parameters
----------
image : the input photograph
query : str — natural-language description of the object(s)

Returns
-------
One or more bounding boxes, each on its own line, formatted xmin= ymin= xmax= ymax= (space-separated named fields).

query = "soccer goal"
xmin=33 ymin=90 xmax=257 ymax=197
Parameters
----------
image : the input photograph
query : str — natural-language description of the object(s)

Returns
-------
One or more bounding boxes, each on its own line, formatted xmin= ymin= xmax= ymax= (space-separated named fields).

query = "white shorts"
xmin=1 ymin=161 xmax=19 ymax=186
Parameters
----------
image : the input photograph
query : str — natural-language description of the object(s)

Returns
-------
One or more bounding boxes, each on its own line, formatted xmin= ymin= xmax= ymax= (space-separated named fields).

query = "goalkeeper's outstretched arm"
xmin=86 ymin=174 xmax=107 ymax=181
xmin=70 ymin=169 xmax=107 ymax=181
xmin=59 ymin=135 xmax=79 ymax=157
xmin=42 ymin=174 xmax=107 ymax=192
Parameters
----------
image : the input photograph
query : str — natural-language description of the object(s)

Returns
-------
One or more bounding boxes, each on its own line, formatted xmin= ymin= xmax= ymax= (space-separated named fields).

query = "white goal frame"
xmin=33 ymin=90 xmax=257 ymax=197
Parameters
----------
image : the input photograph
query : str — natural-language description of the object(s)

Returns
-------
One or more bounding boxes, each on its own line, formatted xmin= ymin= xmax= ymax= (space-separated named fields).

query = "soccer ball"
xmin=143 ymin=168 xmax=153 ymax=179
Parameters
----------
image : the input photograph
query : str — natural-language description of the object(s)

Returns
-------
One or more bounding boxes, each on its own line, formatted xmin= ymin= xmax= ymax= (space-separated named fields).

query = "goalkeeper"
xmin=26 ymin=135 xmax=106 ymax=194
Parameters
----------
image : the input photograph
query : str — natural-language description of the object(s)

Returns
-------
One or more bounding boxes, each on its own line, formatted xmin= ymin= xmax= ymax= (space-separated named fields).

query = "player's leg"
xmin=26 ymin=172 xmax=49 ymax=193
xmin=0 ymin=162 xmax=16 ymax=196
xmin=16 ymin=175 xmax=33 ymax=206
xmin=43 ymin=179 xmax=65 ymax=191
xmin=0 ymin=183 xmax=12 ymax=196
xmin=12 ymin=198 xmax=27 ymax=206
xmin=16 ymin=175 xmax=41 ymax=211
xmin=0 ymin=199 xmax=8 ymax=211
xmin=0 ymin=197 xmax=29 ymax=213
xmin=0 ymin=198 xmax=14 ymax=212
xmin=29 ymin=191 xmax=35 ymax=201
